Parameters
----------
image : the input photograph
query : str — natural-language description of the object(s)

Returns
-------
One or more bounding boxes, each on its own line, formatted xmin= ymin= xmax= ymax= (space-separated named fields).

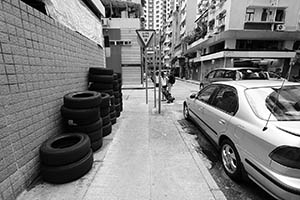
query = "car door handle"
xmin=219 ymin=119 xmax=226 ymax=125
xmin=198 ymin=106 xmax=204 ymax=110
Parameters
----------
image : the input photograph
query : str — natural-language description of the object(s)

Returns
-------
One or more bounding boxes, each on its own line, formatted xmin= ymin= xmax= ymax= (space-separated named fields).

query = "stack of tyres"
xmin=113 ymin=73 xmax=122 ymax=118
xmin=88 ymin=67 xmax=114 ymax=97
xmin=116 ymin=72 xmax=123 ymax=112
xmin=100 ymin=93 xmax=112 ymax=137
xmin=61 ymin=91 xmax=103 ymax=152
xmin=40 ymin=133 xmax=93 ymax=184
xmin=88 ymin=67 xmax=114 ymax=136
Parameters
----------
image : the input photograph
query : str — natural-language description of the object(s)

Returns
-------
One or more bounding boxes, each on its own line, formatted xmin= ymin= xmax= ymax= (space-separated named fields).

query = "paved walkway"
xmin=17 ymin=79 xmax=226 ymax=200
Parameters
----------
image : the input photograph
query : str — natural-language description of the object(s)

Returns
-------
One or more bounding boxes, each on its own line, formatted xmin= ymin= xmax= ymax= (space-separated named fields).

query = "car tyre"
xmin=40 ymin=133 xmax=91 ymax=166
xmin=63 ymin=91 xmax=102 ymax=109
xmin=220 ymin=139 xmax=244 ymax=182
xmin=41 ymin=149 xmax=93 ymax=184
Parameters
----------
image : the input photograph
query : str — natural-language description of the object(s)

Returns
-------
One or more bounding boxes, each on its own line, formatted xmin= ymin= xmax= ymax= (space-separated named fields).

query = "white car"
xmin=183 ymin=80 xmax=300 ymax=200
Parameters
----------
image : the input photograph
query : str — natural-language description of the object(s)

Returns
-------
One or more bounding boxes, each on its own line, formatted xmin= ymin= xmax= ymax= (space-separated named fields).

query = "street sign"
xmin=136 ymin=29 xmax=155 ymax=47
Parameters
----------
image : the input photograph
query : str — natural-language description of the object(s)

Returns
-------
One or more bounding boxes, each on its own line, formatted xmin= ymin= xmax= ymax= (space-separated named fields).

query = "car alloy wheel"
xmin=220 ymin=139 xmax=243 ymax=182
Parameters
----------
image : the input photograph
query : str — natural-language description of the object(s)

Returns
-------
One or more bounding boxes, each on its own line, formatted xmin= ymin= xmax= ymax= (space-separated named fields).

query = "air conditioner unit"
xmin=102 ymin=19 xmax=110 ymax=27
xmin=213 ymin=29 xmax=219 ymax=34
xmin=275 ymin=24 xmax=285 ymax=31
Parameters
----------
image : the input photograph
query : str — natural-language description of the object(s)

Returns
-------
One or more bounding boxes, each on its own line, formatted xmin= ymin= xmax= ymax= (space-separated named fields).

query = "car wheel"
xmin=220 ymin=139 xmax=243 ymax=182
xmin=183 ymin=103 xmax=190 ymax=120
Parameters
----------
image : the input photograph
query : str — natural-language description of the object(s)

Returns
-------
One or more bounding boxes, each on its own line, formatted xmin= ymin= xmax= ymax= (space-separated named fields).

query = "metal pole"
xmin=145 ymin=48 xmax=148 ymax=104
xmin=158 ymin=30 xmax=162 ymax=114
xmin=153 ymin=34 xmax=156 ymax=108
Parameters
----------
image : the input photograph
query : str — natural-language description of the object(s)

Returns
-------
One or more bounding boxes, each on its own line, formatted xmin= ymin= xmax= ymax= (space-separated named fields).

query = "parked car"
xmin=183 ymin=80 xmax=300 ymax=200
xmin=264 ymin=71 xmax=283 ymax=80
xmin=199 ymin=67 xmax=267 ymax=89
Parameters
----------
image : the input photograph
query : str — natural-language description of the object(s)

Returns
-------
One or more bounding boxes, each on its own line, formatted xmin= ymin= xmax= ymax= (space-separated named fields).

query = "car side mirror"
xmin=204 ymin=74 xmax=208 ymax=78
xmin=190 ymin=93 xmax=197 ymax=99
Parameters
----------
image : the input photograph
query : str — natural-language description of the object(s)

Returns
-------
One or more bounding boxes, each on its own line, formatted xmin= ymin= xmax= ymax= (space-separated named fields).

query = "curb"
xmin=173 ymin=119 xmax=227 ymax=200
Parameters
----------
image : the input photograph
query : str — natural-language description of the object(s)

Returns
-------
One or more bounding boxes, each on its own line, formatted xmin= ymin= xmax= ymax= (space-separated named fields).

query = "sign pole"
xmin=153 ymin=34 xmax=156 ymax=108
xmin=136 ymin=29 xmax=155 ymax=105
xmin=145 ymin=48 xmax=148 ymax=104
xmin=158 ymin=30 xmax=162 ymax=114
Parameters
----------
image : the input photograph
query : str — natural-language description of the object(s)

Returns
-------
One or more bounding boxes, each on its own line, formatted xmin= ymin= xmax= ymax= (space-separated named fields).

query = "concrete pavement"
xmin=17 ymin=79 xmax=226 ymax=200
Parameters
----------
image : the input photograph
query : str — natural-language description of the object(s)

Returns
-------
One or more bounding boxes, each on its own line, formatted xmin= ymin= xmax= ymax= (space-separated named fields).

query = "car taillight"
xmin=269 ymin=146 xmax=300 ymax=169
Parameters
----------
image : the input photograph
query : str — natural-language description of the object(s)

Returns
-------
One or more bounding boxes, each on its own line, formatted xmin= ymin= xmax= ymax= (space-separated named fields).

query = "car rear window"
xmin=245 ymin=85 xmax=300 ymax=121
xmin=239 ymin=69 xmax=267 ymax=80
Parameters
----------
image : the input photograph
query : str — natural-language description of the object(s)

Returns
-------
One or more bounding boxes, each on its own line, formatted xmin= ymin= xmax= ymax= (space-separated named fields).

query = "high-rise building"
xmin=177 ymin=0 xmax=300 ymax=81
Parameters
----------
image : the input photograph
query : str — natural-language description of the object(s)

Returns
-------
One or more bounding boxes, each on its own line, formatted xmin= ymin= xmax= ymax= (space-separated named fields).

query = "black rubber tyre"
xmin=87 ymin=128 xmax=103 ymax=142
xmin=41 ymin=149 xmax=93 ymax=184
xmin=61 ymin=106 xmax=100 ymax=125
xmin=110 ymin=110 xmax=116 ymax=119
xmin=100 ymin=93 xmax=111 ymax=108
xmin=40 ymin=133 xmax=91 ymax=166
xmin=63 ymin=91 xmax=102 ymax=109
xmin=220 ymin=139 xmax=244 ymax=182
xmin=89 ymin=67 xmax=113 ymax=75
xmin=91 ymin=138 xmax=103 ymax=152
xmin=89 ymin=82 xmax=113 ymax=90
xmin=65 ymin=118 xmax=103 ymax=133
xmin=100 ymin=107 xmax=110 ymax=117
xmin=116 ymin=110 xmax=121 ymax=118
xmin=114 ymin=97 xmax=121 ymax=105
xmin=102 ymin=114 xmax=110 ymax=125
xmin=103 ymin=122 xmax=112 ymax=137
xmin=115 ymin=103 xmax=121 ymax=112
xmin=99 ymin=89 xmax=113 ymax=96
xmin=111 ymin=117 xmax=117 ymax=125
xmin=88 ymin=74 xmax=114 ymax=83
xmin=113 ymin=73 xmax=118 ymax=80
xmin=113 ymin=91 xmax=121 ymax=98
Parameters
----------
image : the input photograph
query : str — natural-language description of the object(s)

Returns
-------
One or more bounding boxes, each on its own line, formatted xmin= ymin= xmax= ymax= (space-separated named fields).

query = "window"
xmin=207 ymin=71 xmax=216 ymax=79
xmin=275 ymin=9 xmax=285 ymax=22
xmin=224 ymin=70 xmax=236 ymax=79
xmin=245 ymin=8 xmax=255 ymax=21
xmin=261 ymin=8 xmax=268 ymax=21
xmin=213 ymin=87 xmax=238 ymax=114
xmin=197 ymin=85 xmax=219 ymax=103
xmin=214 ymin=70 xmax=225 ymax=78
xmin=21 ymin=0 xmax=47 ymax=14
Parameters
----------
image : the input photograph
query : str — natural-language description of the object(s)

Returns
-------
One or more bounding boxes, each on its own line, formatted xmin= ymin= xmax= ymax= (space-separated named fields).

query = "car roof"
xmin=211 ymin=67 xmax=261 ymax=71
xmin=212 ymin=80 xmax=300 ymax=89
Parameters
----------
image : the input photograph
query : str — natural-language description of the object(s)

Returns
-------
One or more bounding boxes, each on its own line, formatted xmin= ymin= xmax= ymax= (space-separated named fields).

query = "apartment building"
xmin=101 ymin=0 xmax=144 ymax=85
xmin=168 ymin=0 xmax=197 ymax=77
xmin=185 ymin=0 xmax=300 ymax=81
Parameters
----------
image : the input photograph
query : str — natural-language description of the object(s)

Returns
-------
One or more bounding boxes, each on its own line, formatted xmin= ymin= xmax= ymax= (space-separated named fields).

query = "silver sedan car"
xmin=183 ymin=80 xmax=300 ymax=200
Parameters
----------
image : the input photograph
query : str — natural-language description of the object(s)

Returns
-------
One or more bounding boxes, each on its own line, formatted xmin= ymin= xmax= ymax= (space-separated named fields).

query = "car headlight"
xmin=269 ymin=146 xmax=300 ymax=169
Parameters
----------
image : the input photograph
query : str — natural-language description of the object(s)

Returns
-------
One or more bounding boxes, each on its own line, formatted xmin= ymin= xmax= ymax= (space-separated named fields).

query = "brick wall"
xmin=0 ymin=0 xmax=105 ymax=199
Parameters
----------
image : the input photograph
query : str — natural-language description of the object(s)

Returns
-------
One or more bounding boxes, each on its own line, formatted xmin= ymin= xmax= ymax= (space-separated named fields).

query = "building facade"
xmin=101 ymin=0 xmax=144 ymax=85
xmin=185 ymin=0 xmax=300 ymax=81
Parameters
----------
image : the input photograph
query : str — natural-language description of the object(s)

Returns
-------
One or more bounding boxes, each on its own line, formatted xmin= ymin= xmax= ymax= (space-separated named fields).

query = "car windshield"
xmin=245 ymin=85 xmax=300 ymax=121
